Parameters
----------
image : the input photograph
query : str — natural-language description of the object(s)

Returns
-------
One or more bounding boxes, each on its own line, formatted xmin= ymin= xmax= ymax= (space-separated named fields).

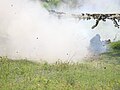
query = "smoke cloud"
xmin=0 ymin=0 xmax=120 ymax=63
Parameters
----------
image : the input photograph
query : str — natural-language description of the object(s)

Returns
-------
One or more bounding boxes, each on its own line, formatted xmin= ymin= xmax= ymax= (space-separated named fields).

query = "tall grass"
xmin=0 ymin=55 xmax=120 ymax=90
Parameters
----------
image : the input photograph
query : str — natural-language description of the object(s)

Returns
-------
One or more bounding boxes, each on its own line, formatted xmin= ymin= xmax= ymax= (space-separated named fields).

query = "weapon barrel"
xmin=48 ymin=10 xmax=120 ymax=29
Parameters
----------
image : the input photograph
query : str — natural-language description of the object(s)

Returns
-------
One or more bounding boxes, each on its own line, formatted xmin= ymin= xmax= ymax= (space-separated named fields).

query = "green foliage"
xmin=42 ymin=0 xmax=61 ymax=9
xmin=110 ymin=41 xmax=120 ymax=50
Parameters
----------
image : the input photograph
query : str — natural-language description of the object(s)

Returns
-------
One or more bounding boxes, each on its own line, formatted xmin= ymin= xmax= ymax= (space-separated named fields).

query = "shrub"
xmin=110 ymin=41 xmax=120 ymax=50
xmin=42 ymin=0 xmax=61 ymax=9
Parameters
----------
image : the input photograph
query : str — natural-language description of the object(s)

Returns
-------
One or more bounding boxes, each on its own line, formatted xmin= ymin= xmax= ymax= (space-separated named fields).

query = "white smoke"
xmin=0 ymin=0 xmax=120 ymax=63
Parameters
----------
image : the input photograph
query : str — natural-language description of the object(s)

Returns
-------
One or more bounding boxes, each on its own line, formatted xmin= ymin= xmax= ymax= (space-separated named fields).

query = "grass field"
xmin=0 ymin=53 xmax=120 ymax=90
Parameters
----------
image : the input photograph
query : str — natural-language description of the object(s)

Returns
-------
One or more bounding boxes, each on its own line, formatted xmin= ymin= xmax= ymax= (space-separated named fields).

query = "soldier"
xmin=88 ymin=34 xmax=104 ymax=56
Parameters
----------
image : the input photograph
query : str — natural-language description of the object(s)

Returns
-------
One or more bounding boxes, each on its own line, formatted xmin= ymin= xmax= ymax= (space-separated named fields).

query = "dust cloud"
xmin=0 ymin=0 xmax=120 ymax=63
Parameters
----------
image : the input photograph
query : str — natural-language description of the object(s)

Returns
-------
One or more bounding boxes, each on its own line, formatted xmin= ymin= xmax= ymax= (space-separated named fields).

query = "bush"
xmin=110 ymin=41 xmax=120 ymax=50
xmin=42 ymin=0 xmax=61 ymax=9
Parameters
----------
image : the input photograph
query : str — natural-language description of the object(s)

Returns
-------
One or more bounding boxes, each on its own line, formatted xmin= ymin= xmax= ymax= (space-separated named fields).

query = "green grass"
xmin=0 ymin=55 xmax=120 ymax=90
